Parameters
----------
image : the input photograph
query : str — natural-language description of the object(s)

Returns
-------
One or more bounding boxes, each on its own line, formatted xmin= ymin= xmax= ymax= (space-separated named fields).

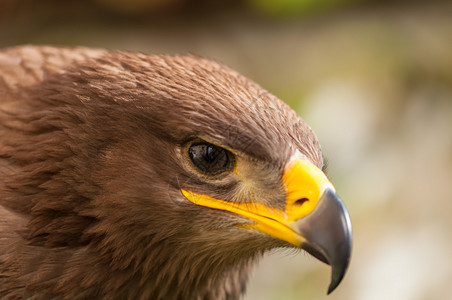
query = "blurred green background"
xmin=1 ymin=0 xmax=451 ymax=299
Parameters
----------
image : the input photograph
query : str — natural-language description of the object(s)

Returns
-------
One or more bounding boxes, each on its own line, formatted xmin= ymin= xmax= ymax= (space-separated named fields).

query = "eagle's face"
xmin=71 ymin=52 xmax=351 ymax=293
xmin=0 ymin=46 xmax=351 ymax=298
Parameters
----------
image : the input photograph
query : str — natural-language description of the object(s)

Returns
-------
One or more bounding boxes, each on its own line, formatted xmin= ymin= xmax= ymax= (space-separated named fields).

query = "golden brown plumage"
xmin=0 ymin=45 xmax=351 ymax=299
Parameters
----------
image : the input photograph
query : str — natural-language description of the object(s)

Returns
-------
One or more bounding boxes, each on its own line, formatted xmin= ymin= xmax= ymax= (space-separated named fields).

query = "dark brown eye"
xmin=188 ymin=142 xmax=234 ymax=175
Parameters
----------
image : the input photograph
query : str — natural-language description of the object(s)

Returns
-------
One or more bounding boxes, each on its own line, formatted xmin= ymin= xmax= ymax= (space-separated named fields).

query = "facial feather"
xmin=0 ymin=45 xmax=325 ymax=299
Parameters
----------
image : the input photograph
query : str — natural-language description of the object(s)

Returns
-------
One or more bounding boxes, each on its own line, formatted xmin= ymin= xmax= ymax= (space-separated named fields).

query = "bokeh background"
xmin=1 ymin=1 xmax=451 ymax=299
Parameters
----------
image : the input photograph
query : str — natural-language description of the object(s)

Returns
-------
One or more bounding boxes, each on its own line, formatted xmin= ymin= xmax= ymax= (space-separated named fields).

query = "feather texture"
xmin=0 ymin=45 xmax=323 ymax=299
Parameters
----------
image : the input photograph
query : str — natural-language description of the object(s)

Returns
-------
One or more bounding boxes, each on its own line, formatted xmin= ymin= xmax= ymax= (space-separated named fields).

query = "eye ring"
xmin=187 ymin=141 xmax=235 ymax=175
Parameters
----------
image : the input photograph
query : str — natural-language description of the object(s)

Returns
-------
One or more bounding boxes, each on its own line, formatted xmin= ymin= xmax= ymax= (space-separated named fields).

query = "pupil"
xmin=188 ymin=142 xmax=232 ymax=175
xmin=205 ymin=145 xmax=216 ymax=162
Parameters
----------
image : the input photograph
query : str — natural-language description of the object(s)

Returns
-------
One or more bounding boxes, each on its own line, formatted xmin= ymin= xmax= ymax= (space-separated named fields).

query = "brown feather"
xmin=0 ymin=45 xmax=323 ymax=299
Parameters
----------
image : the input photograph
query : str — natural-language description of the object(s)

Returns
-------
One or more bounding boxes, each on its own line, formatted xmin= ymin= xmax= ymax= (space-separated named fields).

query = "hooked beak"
xmin=297 ymin=188 xmax=352 ymax=294
xmin=182 ymin=158 xmax=352 ymax=294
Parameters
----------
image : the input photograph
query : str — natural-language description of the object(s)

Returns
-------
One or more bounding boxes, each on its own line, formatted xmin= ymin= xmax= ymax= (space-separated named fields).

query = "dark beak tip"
xmin=327 ymin=284 xmax=337 ymax=295
xmin=327 ymin=277 xmax=343 ymax=295
xmin=327 ymin=285 xmax=335 ymax=295
xmin=327 ymin=257 xmax=351 ymax=294
xmin=297 ymin=188 xmax=353 ymax=295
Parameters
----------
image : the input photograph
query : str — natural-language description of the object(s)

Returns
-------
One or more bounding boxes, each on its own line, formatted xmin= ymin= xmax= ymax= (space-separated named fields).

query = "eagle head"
xmin=0 ymin=46 xmax=351 ymax=299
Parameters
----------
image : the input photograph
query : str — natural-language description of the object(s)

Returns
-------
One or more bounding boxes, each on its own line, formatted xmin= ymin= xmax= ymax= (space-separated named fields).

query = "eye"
xmin=188 ymin=142 xmax=235 ymax=175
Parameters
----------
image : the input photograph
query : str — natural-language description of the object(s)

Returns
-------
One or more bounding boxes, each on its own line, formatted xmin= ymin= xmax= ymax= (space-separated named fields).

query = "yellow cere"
xmin=181 ymin=159 xmax=334 ymax=247
xmin=282 ymin=159 xmax=334 ymax=221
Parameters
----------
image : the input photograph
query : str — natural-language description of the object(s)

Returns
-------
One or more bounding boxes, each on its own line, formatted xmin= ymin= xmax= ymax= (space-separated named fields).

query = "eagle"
xmin=0 ymin=46 xmax=351 ymax=299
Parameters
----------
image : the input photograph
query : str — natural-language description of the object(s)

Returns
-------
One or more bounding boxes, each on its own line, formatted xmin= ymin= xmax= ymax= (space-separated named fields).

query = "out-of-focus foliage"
xmin=247 ymin=0 xmax=357 ymax=18
xmin=94 ymin=0 xmax=185 ymax=14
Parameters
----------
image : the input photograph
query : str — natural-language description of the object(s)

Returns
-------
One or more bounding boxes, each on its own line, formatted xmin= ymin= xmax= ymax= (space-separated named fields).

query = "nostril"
xmin=294 ymin=198 xmax=309 ymax=206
